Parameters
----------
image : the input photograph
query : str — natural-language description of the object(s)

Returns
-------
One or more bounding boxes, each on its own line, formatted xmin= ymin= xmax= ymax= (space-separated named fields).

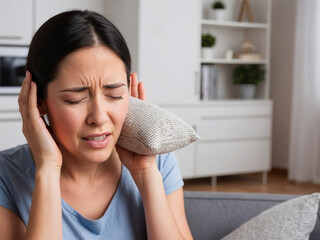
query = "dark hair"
xmin=27 ymin=10 xmax=131 ymax=99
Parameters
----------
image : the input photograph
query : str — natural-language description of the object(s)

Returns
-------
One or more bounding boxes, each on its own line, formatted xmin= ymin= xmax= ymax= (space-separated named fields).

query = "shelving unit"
xmin=200 ymin=0 xmax=271 ymax=100
xmin=164 ymin=0 xmax=273 ymax=181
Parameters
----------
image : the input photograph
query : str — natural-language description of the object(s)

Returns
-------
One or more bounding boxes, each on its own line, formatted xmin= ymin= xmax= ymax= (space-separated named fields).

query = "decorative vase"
xmin=209 ymin=9 xmax=215 ymax=19
xmin=214 ymin=9 xmax=226 ymax=21
xmin=237 ymin=84 xmax=256 ymax=99
xmin=201 ymin=47 xmax=215 ymax=59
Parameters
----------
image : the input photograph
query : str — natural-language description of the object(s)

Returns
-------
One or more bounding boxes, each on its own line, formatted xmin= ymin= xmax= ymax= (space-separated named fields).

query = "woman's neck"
xmin=60 ymin=148 xmax=121 ymax=187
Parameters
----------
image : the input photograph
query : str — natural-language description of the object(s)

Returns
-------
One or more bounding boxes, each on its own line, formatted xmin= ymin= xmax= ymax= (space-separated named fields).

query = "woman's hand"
xmin=116 ymin=72 xmax=157 ymax=178
xmin=130 ymin=72 xmax=147 ymax=101
xmin=18 ymin=71 xmax=62 ymax=170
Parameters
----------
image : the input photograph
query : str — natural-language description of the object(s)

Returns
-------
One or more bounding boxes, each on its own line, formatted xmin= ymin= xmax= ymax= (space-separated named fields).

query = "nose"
xmin=86 ymin=96 xmax=110 ymax=126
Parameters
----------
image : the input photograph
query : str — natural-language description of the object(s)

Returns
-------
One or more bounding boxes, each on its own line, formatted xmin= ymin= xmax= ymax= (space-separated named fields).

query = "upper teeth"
xmin=87 ymin=135 xmax=107 ymax=141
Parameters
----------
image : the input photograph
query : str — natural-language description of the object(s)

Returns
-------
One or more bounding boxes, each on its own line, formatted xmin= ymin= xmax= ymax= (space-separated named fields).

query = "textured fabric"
xmin=118 ymin=97 xmax=200 ymax=155
xmin=0 ymin=144 xmax=184 ymax=239
xmin=221 ymin=193 xmax=320 ymax=240
xmin=183 ymin=191 xmax=320 ymax=240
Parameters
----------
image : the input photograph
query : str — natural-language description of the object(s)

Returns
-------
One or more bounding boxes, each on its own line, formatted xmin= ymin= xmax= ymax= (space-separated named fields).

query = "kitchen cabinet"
xmin=0 ymin=0 xmax=108 ymax=45
xmin=0 ymin=96 xmax=26 ymax=151
xmin=0 ymin=0 xmax=33 ymax=45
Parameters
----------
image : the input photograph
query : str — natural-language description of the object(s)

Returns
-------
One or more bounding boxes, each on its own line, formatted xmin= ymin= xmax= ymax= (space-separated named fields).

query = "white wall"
xmin=104 ymin=0 xmax=140 ymax=73
xmin=270 ymin=0 xmax=297 ymax=169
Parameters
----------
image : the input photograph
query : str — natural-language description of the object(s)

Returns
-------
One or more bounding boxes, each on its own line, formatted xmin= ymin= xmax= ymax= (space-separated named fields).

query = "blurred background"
xmin=1 ymin=0 xmax=319 ymax=195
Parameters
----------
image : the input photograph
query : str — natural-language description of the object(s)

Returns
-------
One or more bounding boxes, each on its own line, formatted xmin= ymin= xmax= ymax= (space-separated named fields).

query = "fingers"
xmin=29 ymin=81 xmax=41 ymax=122
xmin=130 ymin=72 xmax=147 ymax=101
xmin=138 ymin=82 xmax=147 ymax=101
xmin=19 ymin=71 xmax=43 ymax=133
xmin=130 ymin=72 xmax=139 ymax=98
xmin=18 ymin=71 xmax=32 ymax=119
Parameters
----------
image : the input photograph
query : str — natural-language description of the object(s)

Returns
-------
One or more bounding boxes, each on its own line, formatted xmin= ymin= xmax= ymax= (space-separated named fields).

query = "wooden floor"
xmin=183 ymin=169 xmax=320 ymax=195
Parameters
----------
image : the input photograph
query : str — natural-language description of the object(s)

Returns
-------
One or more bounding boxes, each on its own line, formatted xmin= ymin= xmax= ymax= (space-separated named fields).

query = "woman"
xmin=0 ymin=10 xmax=193 ymax=239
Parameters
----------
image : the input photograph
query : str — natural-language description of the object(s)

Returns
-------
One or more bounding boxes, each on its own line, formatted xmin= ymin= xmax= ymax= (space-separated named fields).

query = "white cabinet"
xmin=163 ymin=100 xmax=272 ymax=179
xmin=0 ymin=0 xmax=33 ymax=45
xmin=197 ymin=139 xmax=270 ymax=176
xmin=0 ymin=96 xmax=26 ymax=150
xmin=137 ymin=0 xmax=201 ymax=104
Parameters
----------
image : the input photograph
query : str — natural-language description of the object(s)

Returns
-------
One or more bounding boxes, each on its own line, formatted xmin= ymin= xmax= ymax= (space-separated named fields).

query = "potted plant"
xmin=211 ymin=1 xmax=226 ymax=21
xmin=201 ymin=34 xmax=216 ymax=59
xmin=232 ymin=65 xmax=265 ymax=99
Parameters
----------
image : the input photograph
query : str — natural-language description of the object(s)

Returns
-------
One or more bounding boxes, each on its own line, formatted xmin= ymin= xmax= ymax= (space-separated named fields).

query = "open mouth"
xmin=82 ymin=133 xmax=112 ymax=149
xmin=83 ymin=134 xmax=110 ymax=141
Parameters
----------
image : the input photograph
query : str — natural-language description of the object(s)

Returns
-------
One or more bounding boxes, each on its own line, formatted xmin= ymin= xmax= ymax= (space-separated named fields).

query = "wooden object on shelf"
xmin=236 ymin=40 xmax=262 ymax=60
xmin=238 ymin=0 xmax=255 ymax=23
xmin=237 ymin=53 xmax=261 ymax=60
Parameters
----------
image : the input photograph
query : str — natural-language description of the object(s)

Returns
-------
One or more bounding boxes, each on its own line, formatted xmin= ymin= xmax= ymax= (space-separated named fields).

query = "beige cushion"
xmin=222 ymin=193 xmax=320 ymax=240
xmin=118 ymin=97 xmax=200 ymax=155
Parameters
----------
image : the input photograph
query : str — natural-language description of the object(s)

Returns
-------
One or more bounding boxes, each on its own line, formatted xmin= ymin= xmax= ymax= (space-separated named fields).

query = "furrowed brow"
xmin=59 ymin=86 xmax=90 ymax=93
xmin=103 ymin=83 xmax=126 ymax=89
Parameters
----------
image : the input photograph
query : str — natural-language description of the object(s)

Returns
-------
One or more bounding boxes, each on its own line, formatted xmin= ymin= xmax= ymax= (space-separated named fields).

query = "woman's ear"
xmin=37 ymin=99 xmax=47 ymax=116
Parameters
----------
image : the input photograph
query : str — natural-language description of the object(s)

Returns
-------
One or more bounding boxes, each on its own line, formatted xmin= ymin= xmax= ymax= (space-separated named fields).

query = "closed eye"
xmin=106 ymin=95 xmax=124 ymax=100
xmin=64 ymin=97 xmax=87 ymax=104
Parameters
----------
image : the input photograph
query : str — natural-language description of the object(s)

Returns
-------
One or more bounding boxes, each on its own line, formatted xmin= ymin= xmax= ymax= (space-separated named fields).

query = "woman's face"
xmin=44 ymin=46 xmax=130 ymax=164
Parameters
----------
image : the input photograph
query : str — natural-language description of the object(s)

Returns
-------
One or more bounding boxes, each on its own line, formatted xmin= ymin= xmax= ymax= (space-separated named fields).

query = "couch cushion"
xmin=221 ymin=193 xmax=320 ymax=240
xmin=183 ymin=191 xmax=320 ymax=240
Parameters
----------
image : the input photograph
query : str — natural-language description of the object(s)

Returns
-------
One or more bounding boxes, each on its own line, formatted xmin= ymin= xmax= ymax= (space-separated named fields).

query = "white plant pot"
xmin=237 ymin=84 xmax=256 ymax=99
xmin=214 ymin=9 xmax=226 ymax=21
xmin=208 ymin=9 xmax=215 ymax=19
xmin=201 ymin=47 xmax=215 ymax=59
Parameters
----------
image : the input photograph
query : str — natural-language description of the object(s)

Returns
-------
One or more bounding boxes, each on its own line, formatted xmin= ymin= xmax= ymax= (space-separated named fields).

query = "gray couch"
xmin=184 ymin=191 xmax=320 ymax=240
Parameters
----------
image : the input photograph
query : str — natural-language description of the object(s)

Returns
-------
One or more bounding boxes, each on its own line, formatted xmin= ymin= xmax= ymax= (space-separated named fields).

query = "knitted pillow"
xmin=222 ymin=193 xmax=320 ymax=240
xmin=118 ymin=97 xmax=200 ymax=155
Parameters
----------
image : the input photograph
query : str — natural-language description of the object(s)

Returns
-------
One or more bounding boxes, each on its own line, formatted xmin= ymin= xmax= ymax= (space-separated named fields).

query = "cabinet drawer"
xmin=198 ymin=117 xmax=271 ymax=140
xmin=196 ymin=140 xmax=271 ymax=177
xmin=0 ymin=119 xmax=26 ymax=150
xmin=0 ymin=0 xmax=33 ymax=45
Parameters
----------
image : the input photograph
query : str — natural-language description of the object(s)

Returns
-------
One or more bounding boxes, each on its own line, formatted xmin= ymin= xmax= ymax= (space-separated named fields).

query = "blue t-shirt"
xmin=0 ymin=144 xmax=184 ymax=239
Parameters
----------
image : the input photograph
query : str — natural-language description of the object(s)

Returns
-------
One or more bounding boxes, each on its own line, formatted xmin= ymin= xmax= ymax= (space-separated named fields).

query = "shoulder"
xmin=0 ymin=144 xmax=35 ymax=222
xmin=0 ymin=144 xmax=31 ymax=165
xmin=0 ymin=144 xmax=34 ymax=177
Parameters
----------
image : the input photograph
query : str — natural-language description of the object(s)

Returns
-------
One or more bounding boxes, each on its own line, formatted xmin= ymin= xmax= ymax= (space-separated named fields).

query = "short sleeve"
xmin=157 ymin=152 xmax=184 ymax=195
xmin=0 ymin=174 xmax=19 ymax=215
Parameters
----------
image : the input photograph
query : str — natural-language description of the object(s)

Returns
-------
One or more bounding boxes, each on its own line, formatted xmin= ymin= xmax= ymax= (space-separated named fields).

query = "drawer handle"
xmin=0 ymin=36 xmax=22 ymax=40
